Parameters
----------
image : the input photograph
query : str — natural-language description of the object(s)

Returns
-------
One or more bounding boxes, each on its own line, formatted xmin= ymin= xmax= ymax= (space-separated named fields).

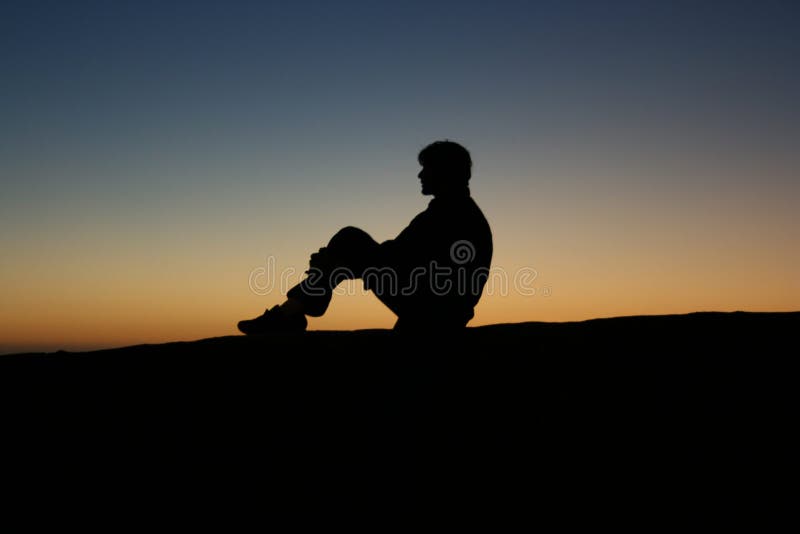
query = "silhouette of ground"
xmin=1 ymin=311 xmax=795 ymax=525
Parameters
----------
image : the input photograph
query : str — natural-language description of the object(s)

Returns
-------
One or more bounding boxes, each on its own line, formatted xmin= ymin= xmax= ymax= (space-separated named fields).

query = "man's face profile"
xmin=418 ymin=165 xmax=438 ymax=196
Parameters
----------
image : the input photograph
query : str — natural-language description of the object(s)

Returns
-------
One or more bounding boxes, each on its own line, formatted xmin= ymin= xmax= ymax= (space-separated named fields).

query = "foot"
xmin=237 ymin=305 xmax=308 ymax=335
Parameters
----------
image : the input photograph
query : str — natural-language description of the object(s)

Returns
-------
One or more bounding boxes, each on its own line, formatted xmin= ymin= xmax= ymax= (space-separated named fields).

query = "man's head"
xmin=417 ymin=140 xmax=472 ymax=196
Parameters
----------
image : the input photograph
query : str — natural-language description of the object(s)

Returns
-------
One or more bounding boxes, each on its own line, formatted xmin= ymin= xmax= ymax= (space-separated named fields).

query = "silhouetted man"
xmin=238 ymin=140 xmax=493 ymax=333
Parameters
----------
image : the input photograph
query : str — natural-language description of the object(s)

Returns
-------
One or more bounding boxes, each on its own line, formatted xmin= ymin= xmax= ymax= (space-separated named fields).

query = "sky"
xmin=1 ymin=0 xmax=798 ymax=353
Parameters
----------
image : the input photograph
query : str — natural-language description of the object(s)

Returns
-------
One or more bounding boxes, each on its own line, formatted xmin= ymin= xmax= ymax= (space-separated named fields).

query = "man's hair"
xmin=418 ymin=140 xmax=472 ymax=184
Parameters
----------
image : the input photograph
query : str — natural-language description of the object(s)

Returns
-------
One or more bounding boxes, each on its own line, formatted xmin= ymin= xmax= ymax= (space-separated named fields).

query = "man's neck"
xmin=433 ymin=187 xmax=471 ymax=201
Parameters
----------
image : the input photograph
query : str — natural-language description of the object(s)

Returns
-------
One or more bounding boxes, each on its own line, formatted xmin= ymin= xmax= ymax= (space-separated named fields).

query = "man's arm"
xmin=376 ymin=210 xmax=433 ymax=269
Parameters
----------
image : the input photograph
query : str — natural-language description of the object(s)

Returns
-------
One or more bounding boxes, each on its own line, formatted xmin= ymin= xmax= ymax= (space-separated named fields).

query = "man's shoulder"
xmin=457 ymin=196 xmax=490 ymax=224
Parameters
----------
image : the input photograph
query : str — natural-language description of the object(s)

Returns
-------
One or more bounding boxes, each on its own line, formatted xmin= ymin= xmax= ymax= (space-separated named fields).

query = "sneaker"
xmin=237 ymin=305 xmax=308 ymax=335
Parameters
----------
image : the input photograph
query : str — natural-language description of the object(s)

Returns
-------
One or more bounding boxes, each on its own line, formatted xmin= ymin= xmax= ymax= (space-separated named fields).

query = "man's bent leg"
xmin=287 ymin=226 xmax=380 ymax=317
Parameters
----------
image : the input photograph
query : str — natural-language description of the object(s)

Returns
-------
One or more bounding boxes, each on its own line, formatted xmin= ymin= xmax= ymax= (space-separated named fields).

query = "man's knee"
xmin=326 ymin=226 xmax=379 ymax=273
xmin=328 ymin=226 xmax=376 ymax=251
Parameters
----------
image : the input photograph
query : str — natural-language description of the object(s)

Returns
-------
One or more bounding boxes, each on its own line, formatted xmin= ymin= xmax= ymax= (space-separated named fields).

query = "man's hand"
xmin=309 ymin=247 xmax=335 ymax=272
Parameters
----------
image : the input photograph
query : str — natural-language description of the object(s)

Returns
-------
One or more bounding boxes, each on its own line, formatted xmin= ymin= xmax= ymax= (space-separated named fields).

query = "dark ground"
xmin=1 ymin=311 xmax=796 ymax=525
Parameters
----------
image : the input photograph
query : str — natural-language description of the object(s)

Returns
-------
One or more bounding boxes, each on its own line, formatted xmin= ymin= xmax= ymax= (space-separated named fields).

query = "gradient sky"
xmin=2 ymin=0 xmax=798 ymax=353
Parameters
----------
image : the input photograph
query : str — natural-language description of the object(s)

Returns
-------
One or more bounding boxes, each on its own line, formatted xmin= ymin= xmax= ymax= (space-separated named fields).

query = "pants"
xmin=286 ymin=226 xmax=384 ymax=317
xmin=287 ymin=226 xmax=471 ymax=331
